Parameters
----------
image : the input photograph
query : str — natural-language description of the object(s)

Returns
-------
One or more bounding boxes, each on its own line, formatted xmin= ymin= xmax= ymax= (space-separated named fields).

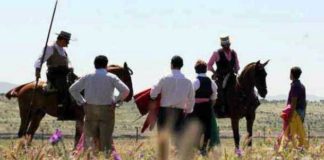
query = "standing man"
xmin=69 ymin=55 xmax=130 ymax=153
xmin=34 ymin=31 xmax=73 ymax=120
xmin=207 ymin=36 xmax=240 ymax=113
xmin=150 ymin=55 xmax=195 ymax=154
xmin=277 ymin=66 xmax=308 ymax=151
xmin=288 ymin=67 xmax=306 ymax=122
xmin=190 ymin=60 xmax=219 ymax=155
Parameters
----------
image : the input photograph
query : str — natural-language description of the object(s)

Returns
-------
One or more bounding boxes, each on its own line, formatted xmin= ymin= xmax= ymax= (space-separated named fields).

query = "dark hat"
xmin=56 ymin=31 xmax=71 ymax=40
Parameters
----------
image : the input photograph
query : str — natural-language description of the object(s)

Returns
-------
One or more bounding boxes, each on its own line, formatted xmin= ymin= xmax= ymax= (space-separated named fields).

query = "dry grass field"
xmin=0 ymin=95 xmax=324 ymax=159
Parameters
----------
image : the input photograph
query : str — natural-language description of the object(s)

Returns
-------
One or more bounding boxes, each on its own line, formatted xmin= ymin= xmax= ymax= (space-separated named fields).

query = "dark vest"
xmin=216 ymin=49 xmax=236 ymax=75
xmin=195 ymin=76 xmax=213 ymax=99
xmin=47 ymin=47 xmax=68 ymax=68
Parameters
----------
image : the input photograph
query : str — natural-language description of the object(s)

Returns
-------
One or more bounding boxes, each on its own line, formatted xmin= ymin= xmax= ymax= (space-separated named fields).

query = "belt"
xmin=195 ymin=98 xmax=210 ymax=104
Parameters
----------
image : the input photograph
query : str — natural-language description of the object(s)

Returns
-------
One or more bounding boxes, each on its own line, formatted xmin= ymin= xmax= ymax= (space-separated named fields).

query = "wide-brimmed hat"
xmin=220 ymin=36 xmax=231 ymax=45
xmin=56 ymin=31 xmax=71 ymax=40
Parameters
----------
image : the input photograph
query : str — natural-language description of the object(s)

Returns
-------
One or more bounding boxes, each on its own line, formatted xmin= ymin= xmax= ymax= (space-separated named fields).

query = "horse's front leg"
xmin=231 ymin=117 xmax=241 ymax=155
xmin=246 ymin=113 xmax=255 ymax=147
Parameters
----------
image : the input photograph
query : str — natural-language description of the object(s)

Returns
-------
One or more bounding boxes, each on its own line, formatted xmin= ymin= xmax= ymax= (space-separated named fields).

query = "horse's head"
xmin=107 ymin=62 xmax=134 ymax=102
xmin=254 ymin=60 xmax=269 ymax=98
xmin=239 ymin=60 xmax=269 ymax=98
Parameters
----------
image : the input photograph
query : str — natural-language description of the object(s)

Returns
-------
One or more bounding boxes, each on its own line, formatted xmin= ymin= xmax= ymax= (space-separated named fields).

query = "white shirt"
xmin=34 ymin=43 xmax=71 ymax=68
xmin=150 ymin=69 xmax=195 ymax=113
xmin=192 ymin=73 xmax=218 ymax=100
xmin=69 ymin=69 xmax=130 ymax=106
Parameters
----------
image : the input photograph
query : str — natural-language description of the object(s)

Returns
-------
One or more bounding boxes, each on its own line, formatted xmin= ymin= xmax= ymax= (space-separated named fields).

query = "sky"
xmin=0 ymin=0 xmax=323 ymax=97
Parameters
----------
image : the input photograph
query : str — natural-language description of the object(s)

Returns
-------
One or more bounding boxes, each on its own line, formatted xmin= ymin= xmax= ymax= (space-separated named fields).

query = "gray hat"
xmin=56 ymin=31 xmax=71 ymax=40
xmin=220 ymin=36 xmax=231 ymax=45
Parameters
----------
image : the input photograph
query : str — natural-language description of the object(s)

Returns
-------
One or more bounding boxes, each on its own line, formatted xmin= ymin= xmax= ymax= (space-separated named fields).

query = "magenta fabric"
xmin=281 ymin=104 xmax=292 ymax=130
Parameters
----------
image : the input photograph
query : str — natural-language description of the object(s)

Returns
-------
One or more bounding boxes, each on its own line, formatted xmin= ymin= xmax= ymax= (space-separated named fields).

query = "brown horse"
xmin=214 ymin=60 xmax=269 ymax=154
xmin=5 ymin=63 xmax=134 ymax=146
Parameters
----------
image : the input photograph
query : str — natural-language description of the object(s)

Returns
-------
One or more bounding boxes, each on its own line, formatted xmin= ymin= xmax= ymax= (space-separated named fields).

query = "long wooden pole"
xmin=28 ymin=0 xmax=59 ymax=132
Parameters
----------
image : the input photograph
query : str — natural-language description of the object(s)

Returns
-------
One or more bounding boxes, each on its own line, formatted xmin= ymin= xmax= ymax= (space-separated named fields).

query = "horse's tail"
xmin=5 ymin=82 xmax=33 ymax=99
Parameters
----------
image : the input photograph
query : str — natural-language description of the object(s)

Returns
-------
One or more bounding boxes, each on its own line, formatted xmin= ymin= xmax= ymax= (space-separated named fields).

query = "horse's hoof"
xmin=235 ymin=148 xmax=243 ymax=157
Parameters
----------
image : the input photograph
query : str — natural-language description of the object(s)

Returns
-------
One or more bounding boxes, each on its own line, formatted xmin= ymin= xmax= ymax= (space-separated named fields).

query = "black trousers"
xmin=188 ymin=102 xmax=213 ymax=148
xmin=47 ymin=67 xmax=69 ymax=106
xmin=157 ymin=107 xmax=185 ymax=135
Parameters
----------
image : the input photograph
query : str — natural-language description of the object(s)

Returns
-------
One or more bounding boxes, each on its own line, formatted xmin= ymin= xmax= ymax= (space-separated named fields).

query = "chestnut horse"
xmin=213 ymin=60 xmax=269 ymax=154
xmin=5 ymin=63 xmax=134 ymax=146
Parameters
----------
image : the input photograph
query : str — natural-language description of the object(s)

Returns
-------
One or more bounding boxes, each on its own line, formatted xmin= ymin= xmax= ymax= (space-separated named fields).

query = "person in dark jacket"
xmin=189 ymin=60 xmax=219 ymax=155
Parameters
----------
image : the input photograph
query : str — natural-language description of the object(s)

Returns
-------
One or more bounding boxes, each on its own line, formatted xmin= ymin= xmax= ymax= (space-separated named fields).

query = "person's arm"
xmin=210 ymin=80 xmax=218 ymax=107
xmin=192 ymin=78 xmax=200 ymax=91
xmin=34 ymin=46 xmax=54 ymax=69
xmin=185 ymin=82 xmax=195 ymax=113
xmin=287 ymin=85 xmax=299 ymax=122
xmin=113 ymin=76 xmax=130 ymax=102
xmin=34 ymin=46 xmax=54 ymax=78
xmin=69 ymin=76 xmax=87 ymax=105
xmin=233 ymin=51 xmax=240 ymax=73
xmin=150 ymin=78 xmax=164 ymax=100
xmin=68 ymin=57 xmax=73 ymax=69
xmin=65 ymin=50 xmax=73 ymax=69
xmin=288 ymin=97 xmax=298 ymax=122
xmin=207 ymin=51 xmax=219 ymax=73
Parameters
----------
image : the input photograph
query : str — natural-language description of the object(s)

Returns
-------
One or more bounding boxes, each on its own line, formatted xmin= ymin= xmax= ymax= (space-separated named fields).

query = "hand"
xmin=184 ymin=108 xmax=192 ymax=114
xmin=115 ymin=100 xmax=123 ymax=108
xmin=35 ymin=68 xmax=41 ymax=79
xmin=148 ymin=100 xmax=157 ymax=109
xmin=211 ymin=74 xmax=217 ymax=80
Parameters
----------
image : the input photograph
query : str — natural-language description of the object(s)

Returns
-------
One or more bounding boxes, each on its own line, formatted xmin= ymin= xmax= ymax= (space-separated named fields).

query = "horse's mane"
xmin=238 ymin=62 xmax=256 ymax=81
xmin=108 ymin=64 xmax=123 ymax=71
xmin=108 ymin=64 xmax=121 ymax=68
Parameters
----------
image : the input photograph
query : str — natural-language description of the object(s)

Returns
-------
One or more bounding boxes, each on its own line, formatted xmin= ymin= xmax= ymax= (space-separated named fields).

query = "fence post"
xmin=41 ymin=128 xmax=44 ymax=145
xmin=136 ymin=127 xmax=139 ymax=143
xmin=307 ymin=124 xmax=310 ymax=141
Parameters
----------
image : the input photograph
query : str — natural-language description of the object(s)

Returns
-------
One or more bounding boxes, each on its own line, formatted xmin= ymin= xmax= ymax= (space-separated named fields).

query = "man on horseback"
xmin=207 ymin=36 xmax=240 ymax=114
xmin=34 ymin=31 xmax=73 ymax=120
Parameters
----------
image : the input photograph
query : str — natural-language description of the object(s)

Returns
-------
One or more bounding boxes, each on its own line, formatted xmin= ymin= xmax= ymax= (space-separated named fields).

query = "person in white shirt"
xmin=150 ymin=55 xmax=195 ymax=143
xmin=69 ymin=55 xmax=130 ymax=153
xmin=34 ymin=31 xmax=74 ymax=120
xmin=189 ymin=60 xmax=218 ymax=155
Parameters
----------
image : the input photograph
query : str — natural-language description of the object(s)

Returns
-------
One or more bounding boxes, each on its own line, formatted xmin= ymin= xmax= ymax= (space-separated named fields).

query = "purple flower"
xmin=112 ymin=151 xmax=122 ymax=160
xmin=49 ymin=129 xmax=63 ymax=145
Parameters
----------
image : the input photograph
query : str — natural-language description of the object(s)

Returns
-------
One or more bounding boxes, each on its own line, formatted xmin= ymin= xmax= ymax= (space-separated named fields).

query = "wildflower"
xmin=112 ymin=151 xmax=122 ymax=160
xmin=49 ymin=129 xmax=63 ymax=145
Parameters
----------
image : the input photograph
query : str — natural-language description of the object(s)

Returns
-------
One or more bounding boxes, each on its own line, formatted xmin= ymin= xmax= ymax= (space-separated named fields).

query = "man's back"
xmin=69 ymin=69 xmax=129 ymax=106
xmin=288 ymin=80 xmax=306 ymax=111
xmin=150 ymin=70 xmax=194 ymax=111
